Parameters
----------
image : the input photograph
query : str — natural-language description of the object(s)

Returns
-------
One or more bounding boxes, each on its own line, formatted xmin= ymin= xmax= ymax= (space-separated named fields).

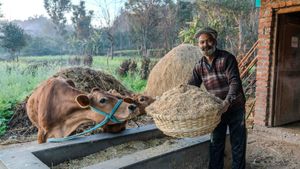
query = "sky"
xmin=0 ymin=0 xmax=125 ymax=26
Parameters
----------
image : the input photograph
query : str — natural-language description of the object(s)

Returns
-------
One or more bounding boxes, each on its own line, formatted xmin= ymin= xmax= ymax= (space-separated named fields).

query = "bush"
xmin=114 ymin=50 xmax=139 ymax=57
xmin=147 ymin=49 xmax=166 ymax=58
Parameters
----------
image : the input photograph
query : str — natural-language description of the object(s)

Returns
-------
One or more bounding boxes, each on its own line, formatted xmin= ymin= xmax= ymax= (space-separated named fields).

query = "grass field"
xmin=0 ymin=55 xmax=153 ymax=135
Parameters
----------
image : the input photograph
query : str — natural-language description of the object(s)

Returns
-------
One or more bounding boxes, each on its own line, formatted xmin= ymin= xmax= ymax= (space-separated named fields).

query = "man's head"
xmin=194 ymin=27 xmax=218 ymax=57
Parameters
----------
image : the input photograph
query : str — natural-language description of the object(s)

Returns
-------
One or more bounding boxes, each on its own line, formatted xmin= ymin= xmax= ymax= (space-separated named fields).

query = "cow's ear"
xmin=123 ymin=97 xmax=135 ymax=104
xmin=66 ymin=79 xmax=75 ymax=88
xmin=75 ymin=94 xmax=90 ymax=108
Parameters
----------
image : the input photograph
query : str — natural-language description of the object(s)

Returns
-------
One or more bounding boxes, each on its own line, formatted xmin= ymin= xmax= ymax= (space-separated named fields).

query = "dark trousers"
xmin=208 ymin=107 xmax=247 ymax=169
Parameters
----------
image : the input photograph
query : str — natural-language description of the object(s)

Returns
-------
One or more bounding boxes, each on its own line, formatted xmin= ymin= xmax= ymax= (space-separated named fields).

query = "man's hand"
xmin=218 ymin=100 xmax=230 ymax=115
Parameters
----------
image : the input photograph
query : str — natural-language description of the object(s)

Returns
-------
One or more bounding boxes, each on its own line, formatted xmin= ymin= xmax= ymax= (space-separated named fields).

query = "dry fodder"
xmin=146 ymin=84 xmax=223 ymax=137
xmin=145 ymin=44 xmax=202 ymax=97
xmin=147 ymin=84 xmax=222 ymax=118
xmin=54 ymin=67 xmax=131 ymax=94
xmin=53 ymin=137 xmax=174 ymax=169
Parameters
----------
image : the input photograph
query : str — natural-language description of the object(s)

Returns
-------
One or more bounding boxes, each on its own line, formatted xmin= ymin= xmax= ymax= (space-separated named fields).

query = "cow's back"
xmin=26 ymin=77 xmax=78 ymax=129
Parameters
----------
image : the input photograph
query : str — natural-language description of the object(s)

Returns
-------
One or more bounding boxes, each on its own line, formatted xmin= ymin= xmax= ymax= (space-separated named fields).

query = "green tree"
xmin=178 ymin=18 xmax=202 ymax=44
xmin=44 ymin=0 xmax=71 ymax=36
xmin=70 ymin=1 xmax=94 ymax=56
xmin=71 ymin=1 xmax=93 ymax=40
xmin=125 ymin=0 xmax=164 ymax=57
xmin=194 ymin=0 xmax=257 ymax=56
xmin=0 ymin=22 xmax=27 ymax=61
xmin=176 ymin=0 xmax=194 ymax=29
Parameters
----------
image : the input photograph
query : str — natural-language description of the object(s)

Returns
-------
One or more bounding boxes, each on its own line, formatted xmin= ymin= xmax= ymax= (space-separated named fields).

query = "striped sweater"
xmin=188 ymin=49 xmax=246 ymax=111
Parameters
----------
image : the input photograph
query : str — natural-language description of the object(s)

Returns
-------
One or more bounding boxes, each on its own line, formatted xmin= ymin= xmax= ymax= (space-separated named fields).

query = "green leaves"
xmin=178 ymin=18 xmax=202 ymax=44
xmin=0 ymin=22 xmax=27 ymax=60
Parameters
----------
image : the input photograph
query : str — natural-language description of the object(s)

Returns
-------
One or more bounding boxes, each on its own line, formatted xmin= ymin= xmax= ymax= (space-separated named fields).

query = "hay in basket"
xmin=146 ymin=84 xmax=223 ymax=138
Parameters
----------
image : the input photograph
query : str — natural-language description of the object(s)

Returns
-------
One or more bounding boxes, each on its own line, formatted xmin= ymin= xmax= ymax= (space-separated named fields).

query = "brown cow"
xmin=103 ymin=90 xmax=155 ymax=133
xmin=26 ymin=77 xmax=136 ymax=143
xmin=107 ymin=89 xmax=155 ymax=115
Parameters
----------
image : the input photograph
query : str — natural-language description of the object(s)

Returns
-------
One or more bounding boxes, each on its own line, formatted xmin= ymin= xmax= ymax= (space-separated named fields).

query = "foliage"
xmin=176 ymin=0 xmax=194 ymax=28
xmin=178 ymin=18 xmax=202 ymax=44
xmin=71 ymin=1 xmax=93 ymax=41
xmin=125 ymin=0 xmax=163 ymax=56
xmin=44 ymin=0 xmax=72 ymax=36
xmin=0 ymin=22 xmax=27 ymax=61
xmin=119 ymin=73 xmax=147 ymax=92
xmin=21 ymin=36 xmax=66 ymax=56
xmin=193 ymin=0 xmax=258 ymax=55
xmin=0 ymin=61 xmax=59 ymax=135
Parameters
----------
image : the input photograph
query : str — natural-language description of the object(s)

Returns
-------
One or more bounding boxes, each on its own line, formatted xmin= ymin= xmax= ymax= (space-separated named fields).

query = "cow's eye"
xmin=99 ymin=98 xmax=107 ymax=104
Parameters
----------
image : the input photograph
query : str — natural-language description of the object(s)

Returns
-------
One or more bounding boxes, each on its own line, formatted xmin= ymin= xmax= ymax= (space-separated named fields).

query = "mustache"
xmin=201 ymin=46 xmax=213 ymax=51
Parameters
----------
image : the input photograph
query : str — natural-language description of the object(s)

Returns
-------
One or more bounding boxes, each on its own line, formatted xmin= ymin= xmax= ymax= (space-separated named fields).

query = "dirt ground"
xmin=246 ymin=123 xmax=300 ymax=169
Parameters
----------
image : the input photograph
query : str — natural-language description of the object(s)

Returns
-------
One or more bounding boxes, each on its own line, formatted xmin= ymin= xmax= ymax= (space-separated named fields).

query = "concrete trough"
xmin=0 ymin=125 xmax=163 ymax=169
xmin=0 ymin=125 xmax=230 ymax=169
xmin=85 ymin=136 xmax=212 ymax=169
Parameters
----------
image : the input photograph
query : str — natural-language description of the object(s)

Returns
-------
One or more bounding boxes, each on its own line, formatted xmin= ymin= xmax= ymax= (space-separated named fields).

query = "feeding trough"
xmin=0 ymin=125 xmax=230 ymax=169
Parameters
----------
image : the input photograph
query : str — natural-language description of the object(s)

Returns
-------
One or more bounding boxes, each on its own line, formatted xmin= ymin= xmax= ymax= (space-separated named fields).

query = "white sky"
xmin=1 ymin=0 xmax=48 ymax=20
xmin=0 ymin=0 xmax=125 ymax=26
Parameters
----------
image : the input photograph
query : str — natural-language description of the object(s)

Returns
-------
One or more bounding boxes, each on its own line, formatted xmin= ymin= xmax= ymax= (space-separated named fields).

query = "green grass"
xmin=0 ymin=55 xmax=153 ymax=135
xmin=0 ymin=61 xmax=61 ymax=135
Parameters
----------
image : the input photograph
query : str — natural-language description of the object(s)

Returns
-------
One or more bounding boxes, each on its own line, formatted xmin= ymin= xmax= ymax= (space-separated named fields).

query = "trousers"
xmin=208 ymin=107 xmax=247 ymax=169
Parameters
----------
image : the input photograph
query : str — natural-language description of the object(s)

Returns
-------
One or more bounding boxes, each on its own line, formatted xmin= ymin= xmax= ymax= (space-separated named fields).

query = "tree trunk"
xmin=110 ymin=42 xmax=114 ymax=60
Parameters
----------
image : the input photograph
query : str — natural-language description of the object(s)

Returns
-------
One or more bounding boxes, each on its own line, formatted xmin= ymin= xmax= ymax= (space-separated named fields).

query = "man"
xmin=188 ymin=27 xmax=246 ymax=169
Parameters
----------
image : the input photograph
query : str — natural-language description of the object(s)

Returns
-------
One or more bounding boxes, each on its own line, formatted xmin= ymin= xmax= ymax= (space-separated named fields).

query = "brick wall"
xmin=255 ymin=0 xmax=300 ymax=126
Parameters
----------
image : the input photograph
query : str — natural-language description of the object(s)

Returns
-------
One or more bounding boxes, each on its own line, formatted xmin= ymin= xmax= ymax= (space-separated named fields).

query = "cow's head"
xmin=75 ymin=88 xmax=136 ymax=124
xmin=124 ymin=94 xmax=155 ymax=115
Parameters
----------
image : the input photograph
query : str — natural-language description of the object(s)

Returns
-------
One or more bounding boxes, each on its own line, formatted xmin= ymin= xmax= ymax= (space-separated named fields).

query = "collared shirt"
xmin=188 ymin=49 xmax=245 ymax=110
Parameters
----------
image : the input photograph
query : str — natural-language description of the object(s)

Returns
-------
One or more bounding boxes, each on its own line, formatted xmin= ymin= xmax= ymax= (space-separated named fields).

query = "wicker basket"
xmin=149 ymin=111 xmax=221 ymax=138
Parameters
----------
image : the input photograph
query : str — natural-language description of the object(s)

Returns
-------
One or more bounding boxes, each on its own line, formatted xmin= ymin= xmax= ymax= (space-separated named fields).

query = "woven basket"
xmin=149 ymin=111 xmax=221 ymax=138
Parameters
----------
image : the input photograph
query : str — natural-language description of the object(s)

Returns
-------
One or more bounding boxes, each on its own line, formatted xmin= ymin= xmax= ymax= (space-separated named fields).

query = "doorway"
xmin=273 ymin=12 xmax=300 ymax=126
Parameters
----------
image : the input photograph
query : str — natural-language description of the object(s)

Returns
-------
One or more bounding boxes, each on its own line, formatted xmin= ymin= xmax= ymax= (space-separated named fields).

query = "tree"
xmin=95 ymin=0 xmax=123 ymax=59
xmin=125 ymin=0 xmax=164 ymax=57
xmin=0 ymin=3 xmax=3 ymax=18
xmin=157 ymin=1 xmax=177 ymax=51
xmin=0 ymin=23 xmax=27 ymax=61
xmin=71 ymin=1 xmax=93 ymax=40
xmin=194 ymin=0 xmax=258 ymax=56
xmin=176 ymin=0 xmax=194 ymax=29
xmin=71 ymin=1 xmax=94 ymax=55
xmin=44 ymin=0 xmax=71 ymax=36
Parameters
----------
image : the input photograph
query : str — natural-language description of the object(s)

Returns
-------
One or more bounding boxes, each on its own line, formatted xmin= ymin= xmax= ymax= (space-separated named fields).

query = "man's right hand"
xmin=218 ymin=100 xmax=230 ymax=115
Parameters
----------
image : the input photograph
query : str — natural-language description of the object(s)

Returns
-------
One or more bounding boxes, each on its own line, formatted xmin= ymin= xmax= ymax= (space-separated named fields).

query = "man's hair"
xmin=194 ymin=27 xmax=218 ymax=40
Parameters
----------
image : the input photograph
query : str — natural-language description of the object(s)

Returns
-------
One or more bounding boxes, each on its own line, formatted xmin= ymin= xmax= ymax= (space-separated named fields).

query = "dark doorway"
xmin=273 ymin=12 xmax=300 ymax=126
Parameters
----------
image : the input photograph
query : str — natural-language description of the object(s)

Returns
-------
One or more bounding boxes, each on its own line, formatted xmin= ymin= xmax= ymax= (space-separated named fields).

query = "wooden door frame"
xmin=269 ymin=10 xmax=300 ymax=126
xmin=268 ymin=10 xmax=280 ymax=127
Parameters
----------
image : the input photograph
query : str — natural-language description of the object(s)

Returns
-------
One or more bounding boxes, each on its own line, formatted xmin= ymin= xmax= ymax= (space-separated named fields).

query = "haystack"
xmin=145 ymin=44 xmax=202 ymax=97
xmin=53 ymin=67 xmax=131 ymax=94
xmin=146 ymin=84 xmax=223 ymax=138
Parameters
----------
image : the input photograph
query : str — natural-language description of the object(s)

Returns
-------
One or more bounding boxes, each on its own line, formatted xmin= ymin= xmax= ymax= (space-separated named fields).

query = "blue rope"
xmin=48 ymin=99 xmax=123 ymax=143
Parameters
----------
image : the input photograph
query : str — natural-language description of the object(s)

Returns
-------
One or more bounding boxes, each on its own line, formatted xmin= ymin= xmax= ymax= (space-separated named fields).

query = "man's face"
xmin=198 ymin=33 xmax=216 ymax=57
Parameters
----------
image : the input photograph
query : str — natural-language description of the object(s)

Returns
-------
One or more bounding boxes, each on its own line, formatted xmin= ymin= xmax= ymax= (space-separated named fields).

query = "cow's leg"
xmin=103 ymin=121 xmax=127 ymax=133
xmin=37 ymin=128 xmax=47 ymax=143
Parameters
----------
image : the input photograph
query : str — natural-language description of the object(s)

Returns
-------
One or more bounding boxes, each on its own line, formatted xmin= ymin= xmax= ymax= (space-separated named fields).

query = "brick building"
xmin=255 ymin=0 xmax=300 ymax=126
